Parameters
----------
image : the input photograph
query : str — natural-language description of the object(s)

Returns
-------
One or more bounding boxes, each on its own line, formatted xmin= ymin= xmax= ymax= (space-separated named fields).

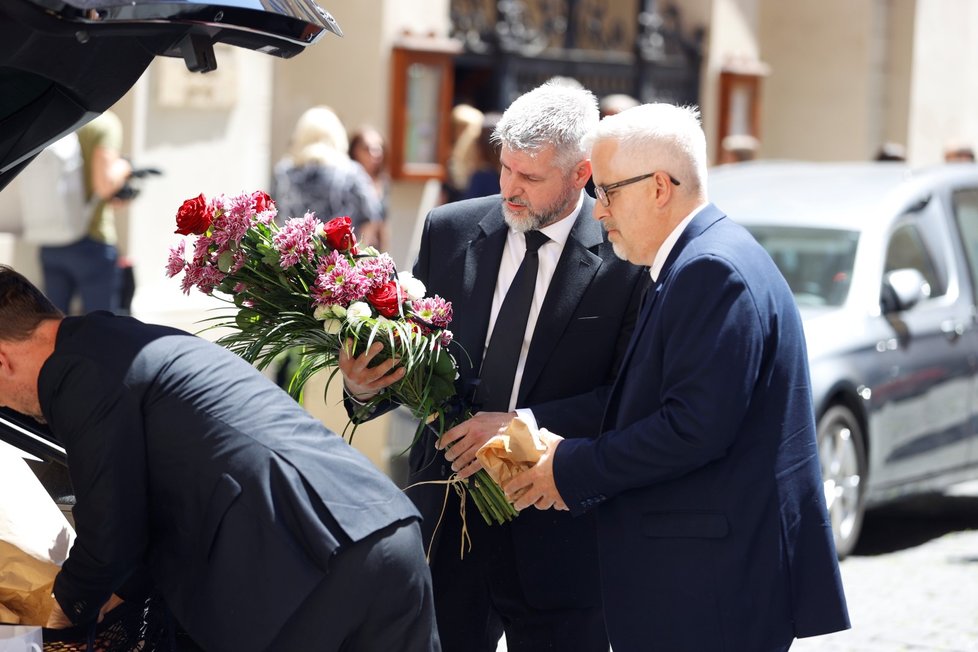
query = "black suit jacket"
xmin=39 ymin=313 xmax=419 ymax=652
xmin=408 ymin=194 xmax=648 ymax=609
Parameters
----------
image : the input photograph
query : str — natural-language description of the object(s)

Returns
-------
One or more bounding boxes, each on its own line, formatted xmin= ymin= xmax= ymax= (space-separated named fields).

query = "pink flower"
xmin=191 ymin=236 xmax=213 ymax=265
xmin=274 ymin=215 xmax=319 ymax=268
xmin=355 ymin=253 xmax=396 ymax=291
xmin=412 ymin=295 xmax=453 ymax=329
xmin=165 ymin=241 xmax=186 ymax=278
xmin=195 ymin=265 xmax=227 ymax=295
xmin=313 ymin=254 xmax=369 ymax=305
xmin=440 ymin=330 xmax=454 ymax=347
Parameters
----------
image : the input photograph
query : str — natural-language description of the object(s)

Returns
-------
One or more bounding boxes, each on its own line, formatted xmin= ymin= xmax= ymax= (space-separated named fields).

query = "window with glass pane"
xmin=746 ymin=226 xmax=858 ymax=307
xmin=952 ymin=188 xmax=978 ymax=294
xmin=885 ymin=222 xmax=945 ymax=298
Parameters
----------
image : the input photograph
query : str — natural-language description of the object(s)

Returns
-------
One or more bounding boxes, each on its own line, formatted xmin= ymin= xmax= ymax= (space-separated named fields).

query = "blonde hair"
xmin=448 ymin=104 xmax=485 ymax=191
xmin=288 ymin=106 xmax=350 ymax=167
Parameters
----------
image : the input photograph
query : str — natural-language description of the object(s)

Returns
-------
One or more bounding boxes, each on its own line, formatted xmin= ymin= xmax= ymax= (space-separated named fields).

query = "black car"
xmin=0 ymin=0 xmax=341 ymax=192
xmin=711 ymin=161 xmax=978 ymax=557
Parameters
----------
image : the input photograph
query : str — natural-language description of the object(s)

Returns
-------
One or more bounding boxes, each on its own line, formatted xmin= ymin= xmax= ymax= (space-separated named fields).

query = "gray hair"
xmin=492 ymin=80 xmax=599 ymax=172
xmin=587 ymin=103 xmax=708 ymax=197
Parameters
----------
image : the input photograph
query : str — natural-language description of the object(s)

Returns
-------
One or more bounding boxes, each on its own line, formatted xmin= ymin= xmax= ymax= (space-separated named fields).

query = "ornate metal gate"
xmin=449 ymin=0 xmax=704 ymax=111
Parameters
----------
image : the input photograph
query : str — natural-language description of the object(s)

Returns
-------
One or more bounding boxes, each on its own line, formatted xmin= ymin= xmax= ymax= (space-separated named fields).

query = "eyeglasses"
xmin=594 ymin=171 xmax=680 ymax=207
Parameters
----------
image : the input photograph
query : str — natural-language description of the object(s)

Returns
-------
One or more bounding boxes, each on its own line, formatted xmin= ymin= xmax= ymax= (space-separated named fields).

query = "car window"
xmin=951 ymin=188 xmax=978 ymax=297
xmin=746 ymin=226 xmax=858 ymax=307
xmin=884 ymin=221 xmax=945 ymax=298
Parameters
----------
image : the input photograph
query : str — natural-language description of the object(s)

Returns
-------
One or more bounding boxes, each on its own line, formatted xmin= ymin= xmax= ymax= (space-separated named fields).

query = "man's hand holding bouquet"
xmin=165 ymin=190 xmax=517 ymax=526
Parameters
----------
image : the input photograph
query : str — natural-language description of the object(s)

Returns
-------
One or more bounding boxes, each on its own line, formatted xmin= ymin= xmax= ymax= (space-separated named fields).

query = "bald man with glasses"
xmin=507 ymin=103 xmax=850 ymax=652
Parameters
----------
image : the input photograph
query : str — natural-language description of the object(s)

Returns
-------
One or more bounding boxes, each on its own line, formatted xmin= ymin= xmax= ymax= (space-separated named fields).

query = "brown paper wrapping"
xmin=0 ymin=449 xmax=74 ymax=626
xmin=0 ymin=541 xmax=58 ymax=625
xmin=475 ymin=417 xmax=546 ymax=488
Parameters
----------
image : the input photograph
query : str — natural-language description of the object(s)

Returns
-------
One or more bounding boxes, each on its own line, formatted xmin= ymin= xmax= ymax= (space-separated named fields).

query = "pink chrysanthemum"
xmin=206 ymin=192 xmax=261 ymax=250
xmin=195 ymin=265 xmax=227 ymax=295
xmin=165 ymin=241 xmax=186 ymax=278
xmin=412 ymin=295 xmax=453 ymax=329
xmin=189 ymin=235 xmax=211 ymax=264
xmin=274 ymin=215 xmax=319 ymax=268
xmin=355 ymin=253 xmax=396 ymax=291
xmin=312 ymin=254 xmax=369 ymax=305
xmin=440 ymin=330 xmax=454 ymax=347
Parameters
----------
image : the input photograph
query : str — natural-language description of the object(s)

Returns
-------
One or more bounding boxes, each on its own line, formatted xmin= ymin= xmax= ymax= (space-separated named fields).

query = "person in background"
xmin=0 ymin=264 xmax=439 ymax=652
xmin=506 ymin=102 xmax=851 ymax=652
xmin=944 ymin=140 xmax=976 ymax=163
xmin=598 ymin=93 xmax=639 ymax=119
xmin=462 ymin=112 xmax=502 ymax=199
xmin=443 ymin=103 xmax=484 ymax=204
xmin=39 ymin=110 xmax=131 ymax=314
xmin=349 ymin=124 xmax=391 ymax=251
xmin=272 ymin=106 xmax=383 ymax=244
xmin=339 ymin=80 xmax=648 ymax=652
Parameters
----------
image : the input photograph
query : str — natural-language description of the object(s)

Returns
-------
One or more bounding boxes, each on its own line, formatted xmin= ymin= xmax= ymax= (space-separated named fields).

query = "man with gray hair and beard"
xmin=339 ymin=80 xmax=648 ymax=651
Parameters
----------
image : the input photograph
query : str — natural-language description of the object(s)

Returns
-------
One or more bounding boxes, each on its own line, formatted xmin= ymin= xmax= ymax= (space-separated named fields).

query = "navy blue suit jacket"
xmin=408 ymin=194 xmax=648 ymax=609
xmin=40 ymin=314 xmax=419 ymax=652
xmin=554 ymin=205 xmax=850 ymax=651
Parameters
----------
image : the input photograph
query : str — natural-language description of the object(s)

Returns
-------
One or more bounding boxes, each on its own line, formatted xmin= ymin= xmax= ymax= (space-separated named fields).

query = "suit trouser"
xmin=266 ymin=519 xmax=440 ymax=652
xmin=427 ymin=492 xmax=608 ymax=652
xmin=40 ymin=237 xmax=120 ymax=314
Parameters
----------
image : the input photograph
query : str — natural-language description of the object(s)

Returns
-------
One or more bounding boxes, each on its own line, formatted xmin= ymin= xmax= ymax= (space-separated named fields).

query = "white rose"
xmin=346 ymin=301 xmax=372 ymax=322
xmin=397 ymin=272 xmax=426 ymax=302
xmin=330 ymin=304 xmax=347 ymax=319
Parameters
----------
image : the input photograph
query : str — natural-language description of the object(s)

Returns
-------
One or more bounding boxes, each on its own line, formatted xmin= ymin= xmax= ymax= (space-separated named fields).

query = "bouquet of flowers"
xmin=165 ymin=190 xmax=517 ymax=526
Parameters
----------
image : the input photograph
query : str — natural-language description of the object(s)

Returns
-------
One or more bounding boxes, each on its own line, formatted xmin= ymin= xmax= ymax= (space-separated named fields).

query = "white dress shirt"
xmin=649 ymin=202 xmax=710 ymax=281
xmin=483 ymin=192 xmax=584 ymax=413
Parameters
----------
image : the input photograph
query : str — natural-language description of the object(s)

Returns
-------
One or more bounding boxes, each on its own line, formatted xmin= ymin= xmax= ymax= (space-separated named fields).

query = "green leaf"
xmin=217 ymin=249 xmax=235 ymax=273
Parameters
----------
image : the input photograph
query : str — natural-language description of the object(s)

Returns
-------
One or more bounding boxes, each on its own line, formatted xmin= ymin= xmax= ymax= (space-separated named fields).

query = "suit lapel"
xmin=600 ymin=203 xmax=727 ymax=429
xmin=456 ymin=208 xmax=508 ymax=378
xmin=517 ymin=199 xmax=604 ymax=405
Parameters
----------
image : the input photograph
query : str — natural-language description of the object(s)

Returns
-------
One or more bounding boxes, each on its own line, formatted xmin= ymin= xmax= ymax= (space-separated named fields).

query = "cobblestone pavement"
xmin=498 ymin=486 xmax=978 ymax=652
xmin=792 ymin=488 xmax=978 ymax=652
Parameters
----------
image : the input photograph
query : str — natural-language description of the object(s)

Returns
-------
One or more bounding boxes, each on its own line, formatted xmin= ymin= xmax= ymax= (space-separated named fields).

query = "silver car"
xmin=711 ymin=161 xmax=978 ymax=557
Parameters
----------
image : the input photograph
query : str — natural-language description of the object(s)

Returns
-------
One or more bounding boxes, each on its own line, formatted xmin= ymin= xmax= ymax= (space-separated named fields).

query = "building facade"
xmin=1 ymin=0 xmax=976 ymax=473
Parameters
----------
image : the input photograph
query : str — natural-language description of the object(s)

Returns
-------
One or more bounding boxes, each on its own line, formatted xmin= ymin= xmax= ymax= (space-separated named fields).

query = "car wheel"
xmin=817 ymin=404 xmax=866 ymax=559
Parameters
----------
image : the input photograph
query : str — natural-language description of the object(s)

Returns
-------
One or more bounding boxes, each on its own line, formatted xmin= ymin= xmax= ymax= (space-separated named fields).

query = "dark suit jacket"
xmin=554 ymin=205 xmax=850 ymax=651
xmin=39 ymin=313 xmax=419 ymax=652
xmin=408 ymin=194 xmax=648 ymax=609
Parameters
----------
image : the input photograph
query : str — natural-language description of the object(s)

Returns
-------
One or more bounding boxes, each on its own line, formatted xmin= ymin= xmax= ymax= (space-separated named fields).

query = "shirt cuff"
xmin=515 ymin=408 xmax=538 ymax=431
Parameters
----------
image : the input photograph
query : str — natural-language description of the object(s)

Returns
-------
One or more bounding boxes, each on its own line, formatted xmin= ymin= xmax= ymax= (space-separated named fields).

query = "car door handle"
xmin=941 ymin=320 xmax=965 ymax=341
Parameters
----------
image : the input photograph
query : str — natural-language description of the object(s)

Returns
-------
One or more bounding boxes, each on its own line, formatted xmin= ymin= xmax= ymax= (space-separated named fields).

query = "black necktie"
xmin=478 ymin=230 xmax=550 ymax=411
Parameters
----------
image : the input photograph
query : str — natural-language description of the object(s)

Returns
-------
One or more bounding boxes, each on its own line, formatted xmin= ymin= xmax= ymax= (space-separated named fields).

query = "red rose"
xmin=322 ymin=216 xmax=356 ymax=251
xmin=367 ymin=281 xmax=402 ymax=318
xmin=253 ymin=190 xmax=274 ymax=213
xmin=174 ymin=193 xmax=212 ymax=235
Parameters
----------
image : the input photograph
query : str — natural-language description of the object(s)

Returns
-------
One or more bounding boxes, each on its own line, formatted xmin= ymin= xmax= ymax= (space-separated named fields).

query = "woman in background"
xmin=272 ymin=106 xmax=383 ymax=244
xmin=348 ymin=124 xmax=390 ymax=251
xmin=442 ymin=103 xmax=484 ymax=205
